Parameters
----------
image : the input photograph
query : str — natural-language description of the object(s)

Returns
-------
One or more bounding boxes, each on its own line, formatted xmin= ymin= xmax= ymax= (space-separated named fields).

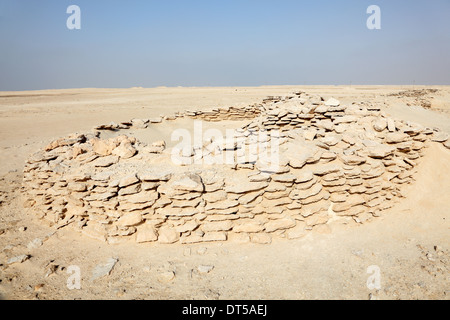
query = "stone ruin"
xmin=21 ymin=92 xmax=450 ymax=245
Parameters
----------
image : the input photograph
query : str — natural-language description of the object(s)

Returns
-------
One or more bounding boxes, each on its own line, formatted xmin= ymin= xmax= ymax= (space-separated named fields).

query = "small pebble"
xmin=114 ymin=288 xmax=126 ymax=297
xmin=91 ymin=258 xmax=118 ymax=281
xmin=27 ymin=238 xmax=43 ymax=249
xmin=197 ymin=265 xmax=214 ymax=274
xmin=158 ymin=271 xmax=175 ymax=283
xmin=44 ymin=263 xmax=59 ymax=278
xmin=34 ymin=284 xmax=45 ymax=292
xmin=7 ymin=254 xmax=30 ymax=265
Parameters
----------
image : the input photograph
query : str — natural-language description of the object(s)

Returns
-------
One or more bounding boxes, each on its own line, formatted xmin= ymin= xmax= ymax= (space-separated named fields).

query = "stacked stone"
xmin=94 ymin=116 xmax=172 ymax=132
xmin=262 ymin=95 xmax=297 ymax=104
xmin=93 ymin=105 xmax=265 ymax=133
xmin=21 ymin=93 xmax=450 ymax=245
xmin=262 ymin=96 xmax=283 ymax=103
xmin=185 ymin=105 xmax=264 ymax=122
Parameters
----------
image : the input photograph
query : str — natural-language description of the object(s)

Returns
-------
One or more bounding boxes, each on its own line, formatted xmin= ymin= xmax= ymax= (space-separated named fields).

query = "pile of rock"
xmin=184 ymin=104 xmax=264 ymax=122
xmin=93 ymin=116 xmax=173 ymax=131
xmin=21 ymin=92 xmax=450 ymax=245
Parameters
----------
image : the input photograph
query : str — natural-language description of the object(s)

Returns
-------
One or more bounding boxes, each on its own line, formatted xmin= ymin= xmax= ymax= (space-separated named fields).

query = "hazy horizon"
xmin=1 ymin=0 xmax=449 ymax=91
xmin=2 ymin=84 xmax=450 ymax=94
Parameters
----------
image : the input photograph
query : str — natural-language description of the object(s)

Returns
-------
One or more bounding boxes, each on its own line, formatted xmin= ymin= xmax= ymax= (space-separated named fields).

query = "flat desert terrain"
xmin=0 ymin=85 xmax=449 ymax=300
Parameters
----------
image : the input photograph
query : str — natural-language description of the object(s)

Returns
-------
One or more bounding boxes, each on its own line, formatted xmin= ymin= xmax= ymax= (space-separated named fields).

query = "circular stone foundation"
xmin=21 ymin=91 xmax=450 ymax=244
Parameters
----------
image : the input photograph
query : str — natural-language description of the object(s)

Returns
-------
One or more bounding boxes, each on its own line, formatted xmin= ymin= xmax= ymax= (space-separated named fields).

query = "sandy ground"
xmin=0 ymin=86 xmax=449 ymax=300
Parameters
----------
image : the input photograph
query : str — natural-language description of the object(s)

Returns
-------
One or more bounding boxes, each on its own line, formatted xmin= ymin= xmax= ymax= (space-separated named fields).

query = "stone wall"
xmin=184 ymin=104 xmax=264 ymax=122
xmin=21 ymin=92 xmax=450 ymax=244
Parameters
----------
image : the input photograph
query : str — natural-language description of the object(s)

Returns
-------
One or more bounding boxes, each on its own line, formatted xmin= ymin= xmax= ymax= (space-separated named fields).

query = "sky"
xmin=0 ymin=0 xmax=449 ymax=90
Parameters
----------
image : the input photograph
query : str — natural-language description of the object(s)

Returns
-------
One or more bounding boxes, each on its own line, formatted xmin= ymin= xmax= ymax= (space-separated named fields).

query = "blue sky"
xmin=0 ymin=0 xmax=449 ymax=90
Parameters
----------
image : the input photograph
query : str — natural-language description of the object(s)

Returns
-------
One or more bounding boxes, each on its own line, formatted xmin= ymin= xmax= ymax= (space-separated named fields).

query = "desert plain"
xmin=0 ymin=85 xmax=449 ymax=300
